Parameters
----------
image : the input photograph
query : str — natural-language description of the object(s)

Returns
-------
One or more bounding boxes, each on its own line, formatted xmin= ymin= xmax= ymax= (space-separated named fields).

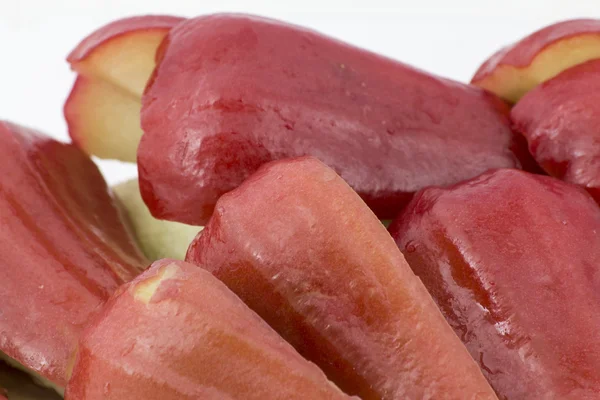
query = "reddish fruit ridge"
xmin=390 ymin=168 xmax=600 ymax=399
xmin=187 ymin=156 xmax=498 ymax=400
xmin=66 ymin=259 xmax=355 ymax=400
xmin=0 ymin=121 xmax=147 ymax=387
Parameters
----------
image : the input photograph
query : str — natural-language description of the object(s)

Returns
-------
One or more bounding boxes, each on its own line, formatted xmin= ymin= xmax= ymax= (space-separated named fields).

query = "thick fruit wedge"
xmin=113 ymin=179 xmax=203 ymax=260
xmin=511 ymin=59 xmax=600 ymax=201
xmin=0 ymin=121 xmax=147 ymax=390
xmin=186 ymin=157 xmax=497 ymax=400
xmin=65 ymin=15 xmax=184 ymax=161
xmin=472 ymin=19 xmax=600 ymax=103
xmin=389 ymin=168 xmax=600 ymax=399
xmin=138 ymin=13 xmax=522 ymax=225
xmin=65 ymin=259 xmax=355 ymax=400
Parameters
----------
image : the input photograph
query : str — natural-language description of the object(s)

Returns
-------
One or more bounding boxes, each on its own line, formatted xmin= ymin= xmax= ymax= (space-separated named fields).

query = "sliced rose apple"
xmin=511 ymin=59 xmax=600 ymax=201
xmin=0 ymin=121 xmax=147 ymax=391
xmin=137 ymin=13 xmax=527 ymax=225
xmin=64 ymin=15 xmax=183 ymax=162
xmin=472 ymin=19 xmax=600 ymax=103
xmin=65 ymin=259 xmax=355 ymax=400
xmin=186 ymin=157 xmax=497 ymax=399
xmin=65 ymin=14 xmax=525 ymax=225
xmin=113 ymin=179 xmax=203 ymax=260
xmin=389 ymin=169 xmax=600 ymax=398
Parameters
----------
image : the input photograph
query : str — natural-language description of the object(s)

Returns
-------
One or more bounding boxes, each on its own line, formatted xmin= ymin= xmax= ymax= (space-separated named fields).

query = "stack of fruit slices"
xmin=3 ymin=12 xmax=600 ymax=400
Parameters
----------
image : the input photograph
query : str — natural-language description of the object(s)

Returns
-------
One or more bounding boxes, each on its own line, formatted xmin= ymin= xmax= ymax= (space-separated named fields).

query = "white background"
xmin=0 ymin=0 xmax=598 ymax=184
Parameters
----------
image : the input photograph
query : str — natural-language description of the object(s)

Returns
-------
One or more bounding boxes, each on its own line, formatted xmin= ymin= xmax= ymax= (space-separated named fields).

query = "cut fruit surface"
xmin=472 ymin=19 xmax=600 ymax=103
xmin=65 ymin=259 xmax=355 ymax=400
xmin=65 ymin=76 xmax=144 ymax=161
xmin=186 ymin=157 xmax=497 ymax=400
xmin=511 ymin=59 xmax=600 ymax=201
xmin=390 ymin=169 xmax=600 ymax=399
xmin=139 ymin=13 xmax=522 ymax=225
xmin=113 ymin=179 xmax=203 ymax=260
xmin=65 ymin=15 xmax=183 ymax=162
xmin=0 ymin=121 xmax=147 ymax=389
xmin=68 ymin=15 xmax=184 ymax=97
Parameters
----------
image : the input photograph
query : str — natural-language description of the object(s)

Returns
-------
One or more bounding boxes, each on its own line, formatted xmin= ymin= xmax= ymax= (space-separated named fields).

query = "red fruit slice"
xmin=140 ymin=13 xmax=522 ymax=225
xmin=65 ymin=259 xmax=355 ymax=400
xmin=511 ymin=59 xmax=600 ymax=202
xmin=389 ymin=168 xmax=600 ymax=399
xmin=0 ymin=121 xmax=147 ymax=390
xmin=65 ymin=15 xmax=184 ymax=162
xmin=186 ymin=157 xmax=498 ymax=400
xmin=472 ymin=19 xmax=600 ymax=103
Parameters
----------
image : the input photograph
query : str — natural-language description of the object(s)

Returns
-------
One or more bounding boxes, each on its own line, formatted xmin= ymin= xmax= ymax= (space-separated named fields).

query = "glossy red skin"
xmin=389 ymin=169 xmax=600 ymax=399
xmin=140 ymin=13 xmax=521 ymax=225
xmin=472 ymin=19 xmax=600 ymax=83
xmin=0 ymin=121 xmax=147 ymax=387
xmin=186 ymin=157 xmax=497 ymax=400
xmin=511 ymin=59 xmax=600 ymax=201
xmin=67 ymin=15 xmax=184 ymax=63
xmin=66 ymin=259 xmax=354 ymax=400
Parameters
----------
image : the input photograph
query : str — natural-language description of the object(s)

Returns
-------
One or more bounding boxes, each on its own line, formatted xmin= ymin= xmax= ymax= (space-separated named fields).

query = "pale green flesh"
xmin=113 ymin=179 xmax=203 ymax=261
